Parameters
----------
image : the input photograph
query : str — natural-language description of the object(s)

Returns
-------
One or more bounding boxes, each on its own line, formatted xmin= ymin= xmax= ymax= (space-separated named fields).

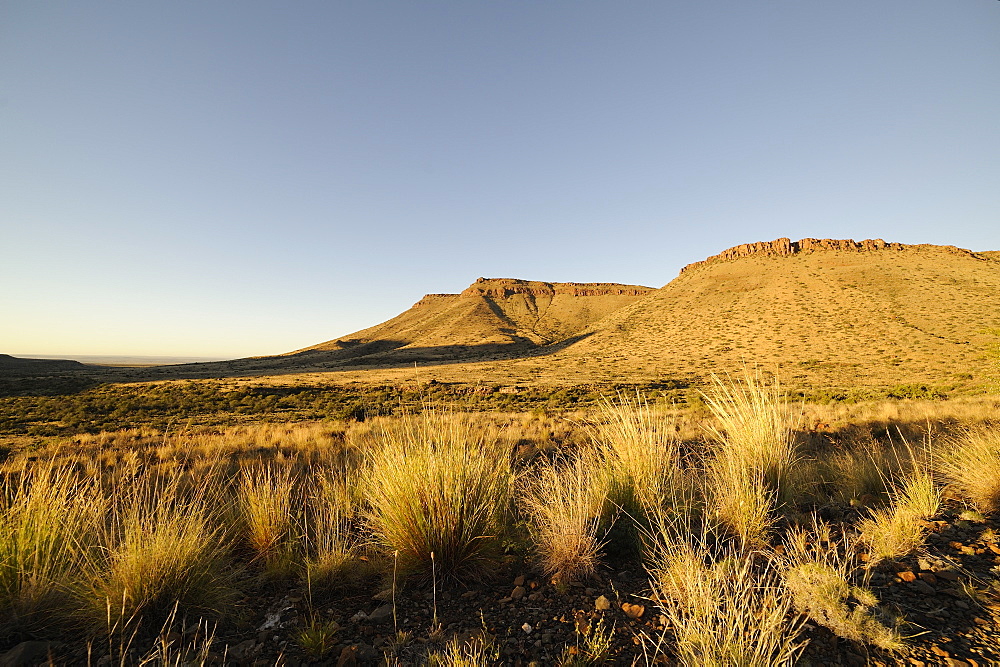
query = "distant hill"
xmin=534 ymin=238 xmax=1000 ymax=386
xmin=0 ymin=354 xmax=89 ymax=373
xmin=291 ymin=278 xmax=653 ymax=363
xmin=78 ymin=238 xmax=1000 ymax=389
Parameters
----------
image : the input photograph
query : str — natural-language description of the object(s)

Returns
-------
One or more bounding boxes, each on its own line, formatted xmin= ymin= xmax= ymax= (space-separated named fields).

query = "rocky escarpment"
xmin=680 ymin=238 xmax=984 ymax=274
xmin=459 ymin=278 xmax=653 ymax=299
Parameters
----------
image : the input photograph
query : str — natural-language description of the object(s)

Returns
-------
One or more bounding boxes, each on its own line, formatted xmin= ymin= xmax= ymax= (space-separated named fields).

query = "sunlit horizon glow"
xmin=3 ymin=2 xmax=998 ymax=358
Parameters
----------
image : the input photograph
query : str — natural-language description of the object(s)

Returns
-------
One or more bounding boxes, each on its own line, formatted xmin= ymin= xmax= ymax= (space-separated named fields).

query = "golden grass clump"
xmin=702 ymin=372 xmax=799 ymax=547
xmin=237 ymin=465 xmax=297 ymax=573
xmin=781 ymin=519 xmax=904 ymax=651
xmin=425 ymin=633 xmax=500 ymax=666
xmin=859 ymin=466 xmax=940 ymax=564
xmin=364 ymin=411 xmax=514 ymax=579
xmin=646 ymin=530 xmax=806 ymax=666
xmin=304 ymin=469 xmax=362 ymax=587
xmin=936 ymin=426 xmax=1000 ymax=513
xmin=0 ymin=464 xmax=102 ymax=630
xmin=522 ymin=456 xmax=609 ymax=583
xmin=590 ymin=395 xmax=692 ymax=522
xmin=85 ymin=473 xmax=234 ymax=631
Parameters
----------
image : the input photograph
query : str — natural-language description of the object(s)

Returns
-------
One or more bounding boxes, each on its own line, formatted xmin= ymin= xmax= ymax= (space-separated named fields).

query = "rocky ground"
xmin=4 ymin=502 xmax=1000 ymax=666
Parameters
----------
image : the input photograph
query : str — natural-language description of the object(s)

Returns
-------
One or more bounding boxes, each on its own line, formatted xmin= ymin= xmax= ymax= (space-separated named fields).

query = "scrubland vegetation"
xmin=2 ymin=376 xmax=1000 ymax=664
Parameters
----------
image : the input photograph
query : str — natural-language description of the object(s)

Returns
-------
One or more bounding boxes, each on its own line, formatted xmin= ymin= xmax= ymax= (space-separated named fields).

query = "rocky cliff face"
xmin=458 ymin=277 xmax=653 ymax=299
xmin=680 ymin=238 xmax=983 ymax=274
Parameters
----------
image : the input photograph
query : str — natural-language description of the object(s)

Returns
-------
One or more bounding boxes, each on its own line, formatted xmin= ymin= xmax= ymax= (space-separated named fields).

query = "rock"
xmin=0 ymin=642 xmax=62 ymax=667
xmin=912 ymin=580 xmax=936 ymax=595
xmin=335 ymin=645 xmax=357 ymax=667
xmin=367 ymin=605 xmax=393 ymax=622
xmin=918 ymin=572 xmax=938 ymax=584
xmin=621 ymin=603 xmax=645 ymax=620
xmin=897 ymin=570 xmax=917 ymax=582
xmin=522 ymin=622 xmax=533 ymax=634
xmin=931 ymin=644 xmax=951 ymax=658
xmin=595 ymin=594 xmax=612 ymax=611
xmin=511 ymin=586 xmax=526 ymax=600
xmin=228 ymin=640 xmax=258 ymax=661
xmin=938 ymin=570 xmax=960 ymax=581
xmin=513 ymin=574 xmax=526 ymax=586
xmin=679 ymin=237 xmax=978 ymax=274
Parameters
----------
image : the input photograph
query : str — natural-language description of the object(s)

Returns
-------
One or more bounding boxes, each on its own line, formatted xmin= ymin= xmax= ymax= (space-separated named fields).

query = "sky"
xmin=2 ymin=1 xmax=999 ymax=359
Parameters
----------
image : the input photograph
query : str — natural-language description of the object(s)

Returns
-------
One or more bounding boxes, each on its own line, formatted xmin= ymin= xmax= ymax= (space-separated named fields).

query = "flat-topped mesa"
xmin=413 ymin=294 xmax=459 ymax=307
xmin=680 ymin=237 xmax=983 ymax=274
xmin=459 ymin=277 xmax=653 ymax=298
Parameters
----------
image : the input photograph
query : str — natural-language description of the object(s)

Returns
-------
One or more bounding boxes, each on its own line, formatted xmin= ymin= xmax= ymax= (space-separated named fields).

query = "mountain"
xmin=64 ymin=238 xmax=1000 ymax=388
xmin=534 ymin=238 xmax=1000 ymax=386
xmin=287 ymin=278 xmax=653 ymax=365
xmin=0 ymin=354 xmax=89 ymax=373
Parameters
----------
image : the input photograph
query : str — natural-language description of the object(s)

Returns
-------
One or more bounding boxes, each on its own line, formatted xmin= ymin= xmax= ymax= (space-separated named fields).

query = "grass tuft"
xmin=522 ymin=456 xmax=608 ymax=583
xmin=646 ymin=528 xmax=806 ymax=666
xmin=781 ymin=519 xmax=904 ymax=651
xmin=858 ymin=465 xmax=940 ymax=564
xmin=364 ymin=411 xmax=513 ymax=579
xmin=936 ymin=427 xmax=1000 ymax=513
xmin=702 ymin=372 xmax=799 ymax=547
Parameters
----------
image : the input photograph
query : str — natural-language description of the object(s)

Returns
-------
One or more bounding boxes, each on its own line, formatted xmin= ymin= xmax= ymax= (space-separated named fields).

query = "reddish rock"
xmin=679 ymin=237 xmax=983 ymax=274
xmin=621 ymin=602 xmax=645 ymax=620
xmin=897 ymin=570 xmax=918 ymax=582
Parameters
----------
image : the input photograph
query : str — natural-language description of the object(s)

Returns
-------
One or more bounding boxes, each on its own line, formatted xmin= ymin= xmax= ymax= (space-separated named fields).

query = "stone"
xmin=938 ymin=570 xmax=960 ymax=581
xmin=912 ymin=580 xmax=936 ymax=595
xmin=228 ymin=640 xmax=257 ymax=661
xmin=521 ymin=622 xmax=533 ymax=634
xmin=0 ymin=642 xmax=62 ymax=667
xmin=897 ymin=570 xmax=917 ymax=582
xmin=931 ymin=644 xmax=951 ymax=658
xmin=513 ymin=574 xmax=526 ymax=587
xmin=511 ymin=586 xmax=526 ymax=600
xmin=367 ymin=605 xmax=393 ymax=622
xmin=595 ymin=595 xmax=612 ymax=611
xmin=621 ymin=603 xmax=645 ymax=620
xmin=918 ymin=572 xmax=938 ymax=584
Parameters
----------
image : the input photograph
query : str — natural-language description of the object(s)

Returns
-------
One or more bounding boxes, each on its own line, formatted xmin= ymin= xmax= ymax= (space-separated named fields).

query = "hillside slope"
xmin=289 ymin=278 xmax=653 ymax=364
xmin=535 ymin=238 xmax=1000 ymax=386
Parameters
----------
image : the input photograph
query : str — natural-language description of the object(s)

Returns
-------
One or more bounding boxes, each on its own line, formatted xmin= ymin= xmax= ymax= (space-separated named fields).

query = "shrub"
xmin=364 ymin=412 xmax=513 ymax=579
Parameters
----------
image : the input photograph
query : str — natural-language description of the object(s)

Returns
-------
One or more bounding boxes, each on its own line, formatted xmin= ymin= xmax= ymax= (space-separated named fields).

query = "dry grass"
xmin=858 ymin=464 xmax=940 ymax=564
xmin=522 ymin=456 xmax=609 ymax=583
xmin=702 ymin=372 xmax=799 ymax=546
xmin=781 ymin=519 xmax=904 ymax=651
xmin=363 ymin=411 xmax=514 ymax=579
xmin=0 ymin=463 xmax=102 ymax=631
xmin=1 ymin=380 xmax=997 ymax=659
xmin=589 ymin=395 xmax=692 ymax=522
xmin=84 ymin=472 xmax=234 ymax=631
xmin=646 ymin=528 xmax=806 ymax=666
xmin=237 ymin=464 xmax=297 ymax=574
xmin=303 ymin=469 xmax=362 ymax=587
xmin=936 ymin=427 xmax=1000 ymax=512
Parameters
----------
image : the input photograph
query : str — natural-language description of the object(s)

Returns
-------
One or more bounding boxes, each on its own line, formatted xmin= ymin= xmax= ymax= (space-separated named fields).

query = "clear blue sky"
xmin=3 ymin=1 xmax=998 ymax=359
